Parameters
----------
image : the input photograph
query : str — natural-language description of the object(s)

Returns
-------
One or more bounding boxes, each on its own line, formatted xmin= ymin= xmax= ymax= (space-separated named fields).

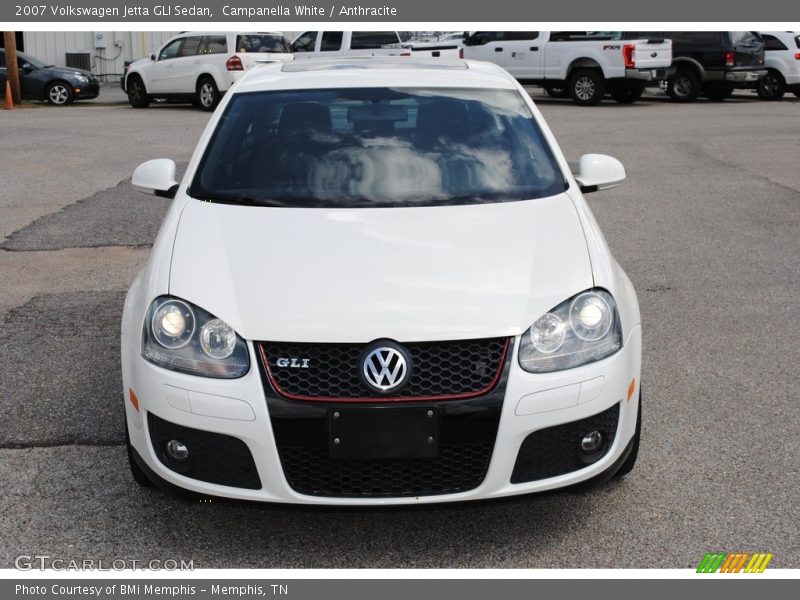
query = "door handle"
xmin=531 ymin=46 xmax=539 ymax=51
xmin=495 ymin=47 xmax=503 ymax=52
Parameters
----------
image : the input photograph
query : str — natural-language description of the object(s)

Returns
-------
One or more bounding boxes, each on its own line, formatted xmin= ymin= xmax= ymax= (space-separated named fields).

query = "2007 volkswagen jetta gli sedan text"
xmin=122 ymin=58 xmax=642 ymax=504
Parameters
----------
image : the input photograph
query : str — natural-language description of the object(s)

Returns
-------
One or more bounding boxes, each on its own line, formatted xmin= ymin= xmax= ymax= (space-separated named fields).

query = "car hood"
xmin=168 ymin=194 xmax=593 ymax=342
xmin=48 ymin=66 xmax=94 ymax=78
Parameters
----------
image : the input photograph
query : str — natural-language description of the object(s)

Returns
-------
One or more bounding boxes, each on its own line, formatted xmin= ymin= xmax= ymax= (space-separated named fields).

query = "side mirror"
xmin=21 ymin=62 xmax=34 ymax=72
xmin=150 ymin=53 xmax=156 ymax=61
xmin=132 ymin=159 xmax=178 ymax=198
xmin=574 ymin=154 xmax=626 ymax=193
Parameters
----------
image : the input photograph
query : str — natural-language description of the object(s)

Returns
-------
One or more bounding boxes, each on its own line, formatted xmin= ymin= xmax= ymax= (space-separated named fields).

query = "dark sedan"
xmin=0 ymin=49 xmax=100 ymax=105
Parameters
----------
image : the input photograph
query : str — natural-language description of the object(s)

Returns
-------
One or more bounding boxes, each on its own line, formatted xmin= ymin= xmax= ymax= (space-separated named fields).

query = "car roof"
xmin=234 ymin=58 xmax=517 ymax=93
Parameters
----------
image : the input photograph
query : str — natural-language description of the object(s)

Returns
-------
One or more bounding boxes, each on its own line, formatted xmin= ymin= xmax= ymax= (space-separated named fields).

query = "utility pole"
xmin=3 ymin=32 xmax=22 ymax=105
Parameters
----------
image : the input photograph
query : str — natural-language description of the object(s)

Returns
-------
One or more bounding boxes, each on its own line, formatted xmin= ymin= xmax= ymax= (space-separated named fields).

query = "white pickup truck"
xmin=290 ymin=31 xmax=461 ymax=59
xmin=462 ymin=31 xmax=673 ymax=105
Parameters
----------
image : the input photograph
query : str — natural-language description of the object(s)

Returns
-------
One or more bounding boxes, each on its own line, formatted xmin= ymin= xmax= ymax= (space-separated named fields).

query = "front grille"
xmin=279 ymin=443 xmax=494 ymax=498
xmin=147 ymin=412 xmax=261 ymax=490
xmin=511 ymin=403 xmax=620 ymax=484
xmin=258 ymin=337 xmax=509 ymax=401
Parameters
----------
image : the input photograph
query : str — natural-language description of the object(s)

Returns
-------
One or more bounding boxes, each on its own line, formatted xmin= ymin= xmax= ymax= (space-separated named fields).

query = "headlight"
xmin=74 ymin=75 xmax=89 ymax=83
xmin=142 ymin=296 xmax=249 ymax=378
xmin=519 ymin=289 xmax=622 ymax=373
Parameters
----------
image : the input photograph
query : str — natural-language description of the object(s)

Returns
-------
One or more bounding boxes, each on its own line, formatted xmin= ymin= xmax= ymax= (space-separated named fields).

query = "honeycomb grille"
xmin=258 ymin=338 xmax=508 ymax=400
xmin=279 ymin=443 xmax=494 ymax=497
xmin=511 ymin=402 xmax=620 ymax=484
xmin=147 ymin=412 xmax=261 ymax=490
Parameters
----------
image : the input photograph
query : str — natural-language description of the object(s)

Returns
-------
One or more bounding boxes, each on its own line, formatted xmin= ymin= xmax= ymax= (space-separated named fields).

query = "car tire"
xmin=610 ymin=86 xmax=644 ymax=104
xmin=703 ymin=84 xmax=735 ymax=101
xmin=568 ymin=69 xmax=605 ymax=106
xmin=544 ymin=85 xmax=569 ymax=99
xmin=196 ymin=76 xmax=220 ymax=112
xmin=756 ymin=70 xmax=786 ymax=101
xmin=666 ymin=68 xmax=700 ymax=102
xmin=126 ymin=421 xmax=155 ymax=488
xmin=45 ymin=81 xmax=74 ymax=106
xmin=126 ymin=75 xmax=151 ymax=108
xmin=614 ymin=396 xmax=641 ymax=478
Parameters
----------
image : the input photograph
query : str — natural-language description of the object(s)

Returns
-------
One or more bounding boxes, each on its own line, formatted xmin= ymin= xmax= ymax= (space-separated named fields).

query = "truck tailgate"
xmin=631 ymin=38 xmax=672 ymax=69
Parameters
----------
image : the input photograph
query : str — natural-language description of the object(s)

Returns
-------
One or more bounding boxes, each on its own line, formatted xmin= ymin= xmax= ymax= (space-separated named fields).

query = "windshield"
xmin=16 ymin=51 xmax=48 ymax=68
xmin=235 ymin=34 xmax=290 ymax=53
xmin=189 ymin=87 xmax=566 ymax=208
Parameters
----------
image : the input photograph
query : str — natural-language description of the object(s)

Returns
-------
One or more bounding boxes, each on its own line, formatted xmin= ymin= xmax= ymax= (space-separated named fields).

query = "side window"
xmin=178 ymin=36 xmax=202 ymax=57
xmin=291 ymin=31 xmax=318 ymax=52
xmin=465 ymin=32 xmax=505 ymax=46
xmin=761 ymin=34 xmax=787 ymax=51
xmin=320 ymin=31 xmax=343 ymax=52
xmin=0 ymin=51 xmax=5 ymax=67
xmin=505 ymin=32 xmax=539 ymax=41
xmin=351 ymin=31 xmax=401 ymax=49
xmin=669 ymin=32 xmax=722 ymax=46
xmin=158 ymin=39 xmax=183 ymax=61
xmin=205 ymin=36 xmax=227 ymax=54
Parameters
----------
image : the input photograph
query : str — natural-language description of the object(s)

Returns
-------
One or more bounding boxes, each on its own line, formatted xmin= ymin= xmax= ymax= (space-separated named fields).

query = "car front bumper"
xmin=122 ymin=325 xmax=642 ymax=505
xmin=74 ymin=81 xmax=100 ymax=99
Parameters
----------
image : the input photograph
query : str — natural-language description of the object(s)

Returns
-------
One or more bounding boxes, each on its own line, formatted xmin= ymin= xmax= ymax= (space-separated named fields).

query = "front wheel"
xmin=46 ymin=81 xmax=74 ymax=105
xmin=569 ymin=69 xmax=605 ymax=106
xmin=126 ymin=76 xmax=151 ymax=108
xmin=666 ymin=68 xmax=700 ymax=102
xmin=610 ymin=86 xmax=644 ymax=104
xmin=756 ymin=70 xmax=786 ymax=100
xmin=196 ymin=77 xmax=220 ymax=111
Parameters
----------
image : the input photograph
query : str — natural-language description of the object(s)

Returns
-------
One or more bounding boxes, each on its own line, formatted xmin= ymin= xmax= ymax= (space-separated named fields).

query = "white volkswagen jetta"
xmin=122 ymin=58 xmax=642 ymax=504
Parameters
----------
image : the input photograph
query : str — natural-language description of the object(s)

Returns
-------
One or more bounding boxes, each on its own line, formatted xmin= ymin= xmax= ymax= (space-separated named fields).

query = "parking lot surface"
xmin=1 ymin=92 xmax=798 ymax=568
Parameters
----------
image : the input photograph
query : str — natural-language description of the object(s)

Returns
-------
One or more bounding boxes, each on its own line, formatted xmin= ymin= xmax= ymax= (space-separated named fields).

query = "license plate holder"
xmin=329 ymin=406 xmax=439 ymax=459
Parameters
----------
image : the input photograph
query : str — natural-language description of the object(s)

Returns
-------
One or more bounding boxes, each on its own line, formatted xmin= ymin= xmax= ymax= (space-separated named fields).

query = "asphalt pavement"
xmin=0 ymin=90 xmax=798 ymax=569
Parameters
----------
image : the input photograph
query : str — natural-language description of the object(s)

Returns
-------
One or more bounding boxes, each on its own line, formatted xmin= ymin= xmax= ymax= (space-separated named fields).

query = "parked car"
xmin=462 ymin=31 xmax=672 ymax=105
xmin=123 ymin=32 xmax=293 ymax=111
xmin=123 ymin=57 xmax=642 ymax=505
xmin=617 ymin=31 xmax=766 ymax=101
xmin=0 ymin=49 xmax=99 ymax=105
xmin=290 ymin=31 xmax=460 ymax=59
xmin=754 ymin=31 xmax=800 ymax=100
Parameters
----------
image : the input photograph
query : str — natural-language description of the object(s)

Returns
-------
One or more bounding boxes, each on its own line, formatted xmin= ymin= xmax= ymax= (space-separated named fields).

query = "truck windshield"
xmin=189 ymin=87 xmax=566 ymax=208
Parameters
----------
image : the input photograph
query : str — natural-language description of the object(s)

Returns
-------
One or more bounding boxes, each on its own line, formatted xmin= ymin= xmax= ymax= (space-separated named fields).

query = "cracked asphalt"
xmin=0 ymin=91 xmax=798 ymax=569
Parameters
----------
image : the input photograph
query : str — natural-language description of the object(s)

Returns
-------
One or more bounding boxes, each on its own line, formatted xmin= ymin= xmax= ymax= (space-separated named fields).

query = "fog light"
xmin=580 ymin=430 xmax=604 ymax=454
xmin=165 ymin=439 xmax=189 ymax=461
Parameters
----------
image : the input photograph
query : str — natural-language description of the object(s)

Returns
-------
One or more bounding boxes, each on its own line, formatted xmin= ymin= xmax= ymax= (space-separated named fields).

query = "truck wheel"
xmin=666 ymin=68 xmax=700 ymax=102
xmin=569 ymin=69 xmax=605 ymax=106
xmin=610 ymin=86 xmax=644 ymax=104
xmin=126 ymin=75 xmax=151 ymax=108
xmin=704 ymin=84 xmax=735 ymax=101
xmin=756 ymin=70 xmax=786 ymax=101
xmin=196 ymin=76 xmax=220 ymax=111
xmin=544 ymin=85 xmax=569 ymax=99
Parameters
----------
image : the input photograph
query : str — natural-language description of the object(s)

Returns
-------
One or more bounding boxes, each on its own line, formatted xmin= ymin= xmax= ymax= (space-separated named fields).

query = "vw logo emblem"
xmin=361 ymin=342 xmax=412 ymax=392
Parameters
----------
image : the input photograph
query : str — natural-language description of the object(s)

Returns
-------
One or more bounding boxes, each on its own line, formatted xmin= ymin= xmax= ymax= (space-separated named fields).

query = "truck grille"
xmin=258 ymin=337 xmax=509 ymax=401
